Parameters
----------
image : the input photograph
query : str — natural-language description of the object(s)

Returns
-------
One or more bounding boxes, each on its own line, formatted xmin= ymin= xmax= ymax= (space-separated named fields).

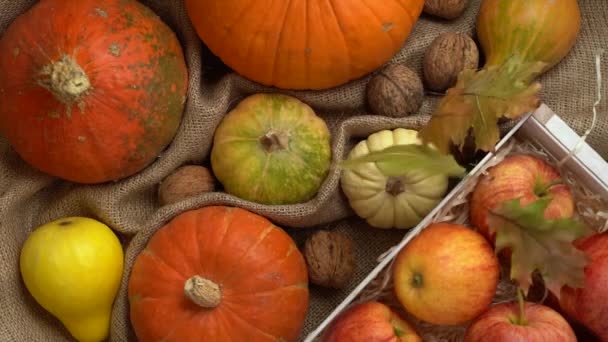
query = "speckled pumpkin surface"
xmin=0 ymin=0 xmax=188 ymax=183
xmin=211 ymin=93 xmax=332 ymax=205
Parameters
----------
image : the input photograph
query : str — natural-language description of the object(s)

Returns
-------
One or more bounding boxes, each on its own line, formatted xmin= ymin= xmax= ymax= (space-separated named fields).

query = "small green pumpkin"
xmin=211 ymin=93 xmax=331 ymax=205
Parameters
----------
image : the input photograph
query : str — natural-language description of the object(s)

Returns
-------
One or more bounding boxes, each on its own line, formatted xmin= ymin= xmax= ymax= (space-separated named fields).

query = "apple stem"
xmin=516 ymin=288 xmax=527 ymax=326
xmin=534 ymin=179 xmax=564 ymax=197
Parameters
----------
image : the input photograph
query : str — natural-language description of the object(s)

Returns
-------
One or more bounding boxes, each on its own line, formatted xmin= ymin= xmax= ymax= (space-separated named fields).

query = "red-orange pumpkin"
xmin=0 ymin=0 xmax=188 ymax=184
xmin=185 ymin=0 xmax=425 ymax=90
xmin=128 ymin=206 xmax=310 ymax=342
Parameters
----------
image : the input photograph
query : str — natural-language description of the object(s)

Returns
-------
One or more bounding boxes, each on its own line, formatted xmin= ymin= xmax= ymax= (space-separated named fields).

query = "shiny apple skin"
xmin=393 ymin=223 xmax=500 ymax=325
xmin=560 ymin=232 xmax=608 ymax=341
xmin=470 ymin=154 xmax=574 ymax=243
xmin=464 ymin=302 xmax=576 ymax=342
xmin=321 ymin=301 xmax=421 ymax=342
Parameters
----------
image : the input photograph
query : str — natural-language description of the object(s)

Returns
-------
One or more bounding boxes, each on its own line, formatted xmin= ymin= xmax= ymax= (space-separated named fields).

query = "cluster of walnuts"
xmin=366 ymin=0 xmax=478 ymax=118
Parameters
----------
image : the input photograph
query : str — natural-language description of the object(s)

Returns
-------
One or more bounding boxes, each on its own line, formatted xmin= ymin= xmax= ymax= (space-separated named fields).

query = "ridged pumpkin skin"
xmin=128 ymin=206 xmax=309 ymax=342
xmin=477 ymin=0 xmax=581 ymax=72
xmin=340 ymin=128 xmax=449 ymax=230
xmin=185 ymin=0 xmax=424 ymax=90
xmin=0 ymin=0 xmax=188 ymax=183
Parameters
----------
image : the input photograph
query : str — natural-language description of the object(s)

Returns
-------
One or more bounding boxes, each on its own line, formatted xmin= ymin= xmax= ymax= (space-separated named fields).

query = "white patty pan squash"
xmin=340 ymin=128 xmax=449 ymax=229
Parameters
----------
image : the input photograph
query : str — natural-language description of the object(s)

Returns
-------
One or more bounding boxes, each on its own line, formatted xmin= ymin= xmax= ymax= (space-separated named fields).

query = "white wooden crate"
xmin=305 ymin=104 xmax=608 ymax=341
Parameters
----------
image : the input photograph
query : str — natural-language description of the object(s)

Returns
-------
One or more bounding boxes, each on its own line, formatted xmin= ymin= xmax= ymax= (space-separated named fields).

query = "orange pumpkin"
xmin=0 ymin=0 xmax=188 ymax=184
xmin=184 ymin=0 xmax=425 ymax=90
xmin=128 ymin=206 xmax=310 ymax=342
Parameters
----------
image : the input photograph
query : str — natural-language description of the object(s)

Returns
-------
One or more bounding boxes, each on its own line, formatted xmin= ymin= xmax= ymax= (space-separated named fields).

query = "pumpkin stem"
xmin=184 ymin=276 xmax=222 ymax=308
xmin=385 ymin=177 xmax=405 ymax=195
xmin=259 ymin=131 xmax=289 ymax=152
xmin=38 ymin=55 xmax=91 ymax=104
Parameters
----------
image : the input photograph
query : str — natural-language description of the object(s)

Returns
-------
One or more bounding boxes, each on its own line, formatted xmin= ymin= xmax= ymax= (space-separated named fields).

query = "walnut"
xmin=366 ymin=63 xmax=424 ymax=117
xmin=423 ymin=32 xmax=479 ymax=92
xmin=158 ymin=165 xmax=216 ymax=206
xmin=423 ymin=0 xmax=468 ymax=20
xmin=303 ymin=230 xmax=356 ymax=289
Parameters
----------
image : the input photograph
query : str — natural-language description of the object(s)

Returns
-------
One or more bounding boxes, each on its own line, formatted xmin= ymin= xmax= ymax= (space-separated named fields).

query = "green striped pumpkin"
xmin=210 ymin=93 xmax=331 ymax=205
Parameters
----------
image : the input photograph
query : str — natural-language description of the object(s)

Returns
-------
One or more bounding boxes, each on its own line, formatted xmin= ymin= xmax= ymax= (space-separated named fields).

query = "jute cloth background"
xmin=0 ymin=0 xmax=606 ymax=341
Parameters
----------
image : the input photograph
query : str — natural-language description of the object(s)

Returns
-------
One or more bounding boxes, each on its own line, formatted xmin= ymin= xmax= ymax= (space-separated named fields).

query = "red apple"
xmin=321 ymin=301 xmax=421 ymax=342
xmin=470 ymin=154 xmax=574 ymax=243
xmin=393 ymin=223 xmax=500 ymax=325
xmin=559 ymin=232 xmax=608 ymax=341
xmin=464 ymin=301 xmax=577 ymax=342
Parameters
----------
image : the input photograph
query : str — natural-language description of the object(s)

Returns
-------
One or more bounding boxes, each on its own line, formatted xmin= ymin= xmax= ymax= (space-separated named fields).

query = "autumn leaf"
xmin=340 ymin=144 xmax=466 ymax=178
xmin=418 ymin=57 xmax=546 ymax=154
xmin=487 ymin=197 xmax=594 ymax=298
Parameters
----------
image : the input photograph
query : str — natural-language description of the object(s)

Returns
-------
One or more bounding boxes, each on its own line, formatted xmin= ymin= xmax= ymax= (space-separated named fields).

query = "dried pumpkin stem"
xmin=184 ymin=275 xmax=222 ymax=308
xmin=259 ymin=131 xmax=289 ymax=152
xmin=385 ymin=177 xmax=405 ymax=195
xmin=38 ymin=55 xmax=91 ymax=104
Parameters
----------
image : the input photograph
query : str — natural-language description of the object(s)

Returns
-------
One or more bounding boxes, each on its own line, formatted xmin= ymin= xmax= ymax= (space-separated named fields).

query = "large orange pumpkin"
xmin=0 ymin=0 xmax=188 ymax=183
xmin=128 ymin=206 xmax=310 ymax=342
xmin=185 ymin=0 xmax=425 ymax=90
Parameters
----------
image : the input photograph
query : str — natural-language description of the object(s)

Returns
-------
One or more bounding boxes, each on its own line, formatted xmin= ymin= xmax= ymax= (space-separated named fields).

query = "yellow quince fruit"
xmin=20 ymin=217 xmax=124 ymax=342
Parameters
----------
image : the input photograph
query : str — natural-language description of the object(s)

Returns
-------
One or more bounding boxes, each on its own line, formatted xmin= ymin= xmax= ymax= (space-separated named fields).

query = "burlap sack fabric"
xmin=0 ymin=0 xmax=606 ymax=341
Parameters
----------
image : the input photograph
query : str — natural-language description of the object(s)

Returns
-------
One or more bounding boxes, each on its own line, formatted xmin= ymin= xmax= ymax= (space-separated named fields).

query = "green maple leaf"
xmin=340 ymin=144 xmax=466 ymax=178
xmin=418 ymin=57 xmax=546 ymax=154
xmin=487 ymin=197 xmax=594 ymax=298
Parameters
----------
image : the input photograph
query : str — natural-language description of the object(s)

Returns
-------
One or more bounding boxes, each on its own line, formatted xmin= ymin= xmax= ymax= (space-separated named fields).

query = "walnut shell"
xmin=303 ymin=230 xmax=356 ymax=289
xmin=423 ymin=0 xmax=468 ymax=20
xmin=423 ymin=32 xmax=479 ymax=92
xmin=366 ymin=64 xmax=424 ymax=117
xmin=158 ymin=165 xmax=216 ymax=206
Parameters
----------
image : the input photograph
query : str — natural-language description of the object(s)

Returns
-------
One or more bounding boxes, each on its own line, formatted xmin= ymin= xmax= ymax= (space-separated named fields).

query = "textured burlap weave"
xmin=0 ymin=0 xmax=606 ymax=341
